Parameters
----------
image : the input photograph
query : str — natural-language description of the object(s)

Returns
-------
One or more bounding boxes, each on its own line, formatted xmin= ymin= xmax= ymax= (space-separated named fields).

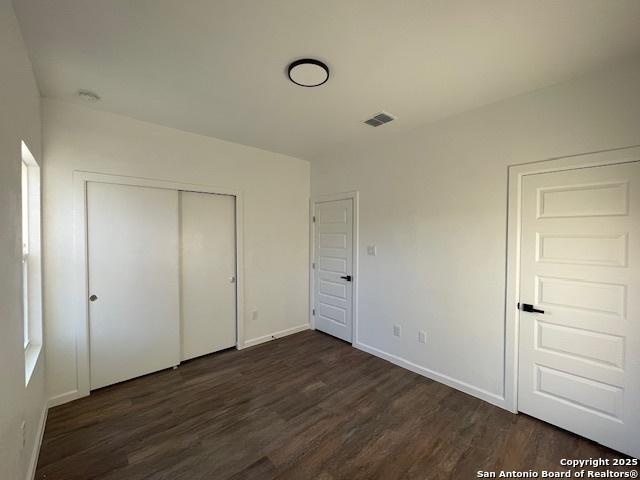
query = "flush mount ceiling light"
xmin=287 ymin=59 xmax=330 ymax=87
xmin=77 ymin=89 xmax=100 ymax=103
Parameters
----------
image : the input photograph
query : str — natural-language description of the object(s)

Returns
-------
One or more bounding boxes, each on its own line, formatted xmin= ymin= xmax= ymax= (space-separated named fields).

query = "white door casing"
xmin=87 ymin=182 xmax=181 ymax=390
xmin=517 ymin=161 xmax=639 ymax=457
xmin=180 ymin=191 xmax=236 ymax=361
xmin=313 ymin=198 xmax=354 ymax=342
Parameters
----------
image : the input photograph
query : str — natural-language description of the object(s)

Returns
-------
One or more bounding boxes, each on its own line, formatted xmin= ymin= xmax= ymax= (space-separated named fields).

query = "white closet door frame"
xmin=70 ymin=171 xmax=245 ymax=404
xmin=309 ymin=191 xmax=359 ymax=343
xmin=505 ymin=145 xmax=640 ymax=413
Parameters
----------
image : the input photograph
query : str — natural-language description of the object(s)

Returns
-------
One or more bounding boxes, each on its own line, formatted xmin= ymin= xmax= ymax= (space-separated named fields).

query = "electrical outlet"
xmin=20 ymin=420 xmax=26 ymax=449
xmin=393 ymin=324 xmax=401 ymax=337
xmin=251 ymin=309 xmax=258 ymax=321
xmin=418 ymin=331 xmax=427 ymax=344
xmin=367 ymin=245 xmax=377 ymax=256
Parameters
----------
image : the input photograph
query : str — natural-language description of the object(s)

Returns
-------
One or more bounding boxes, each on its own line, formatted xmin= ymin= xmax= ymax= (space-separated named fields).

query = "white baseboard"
xmin=242 ymin=324 xmax=310 ymax=349
xmin=26 ymin=403 xmax=48 ymax=480
xmin=48 ymin=389 xmax=86 ymax=408
xmin=354 ymin=341 xmax=507 ymax=410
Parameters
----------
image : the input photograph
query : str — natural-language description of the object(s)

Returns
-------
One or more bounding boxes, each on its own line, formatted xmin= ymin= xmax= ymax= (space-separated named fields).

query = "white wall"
xmin=0 ymin=1 xmax=47 ymax=478
xmin=311 ymin=57 xmax=640 ymax=407
xmin=42 ymin=99 xmax=310 ymax=405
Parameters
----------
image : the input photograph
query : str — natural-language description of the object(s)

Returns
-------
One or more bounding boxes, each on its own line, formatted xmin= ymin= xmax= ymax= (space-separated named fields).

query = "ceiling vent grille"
xmin=364 ymin=111 xmax=395 ymax=127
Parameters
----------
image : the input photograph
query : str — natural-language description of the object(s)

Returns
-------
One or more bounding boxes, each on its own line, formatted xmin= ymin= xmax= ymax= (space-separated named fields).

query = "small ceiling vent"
xmin=364 ymin=111 xmax=395 ymax=127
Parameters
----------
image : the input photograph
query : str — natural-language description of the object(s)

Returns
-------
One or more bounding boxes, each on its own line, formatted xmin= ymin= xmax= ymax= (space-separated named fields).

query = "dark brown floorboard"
xmin=36 ymin=330 xmax=633 ymax=479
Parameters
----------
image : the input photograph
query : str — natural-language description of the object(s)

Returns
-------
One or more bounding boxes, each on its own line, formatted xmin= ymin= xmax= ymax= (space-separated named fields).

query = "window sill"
xmin=24 ymin=343 xmax=42 ymax=386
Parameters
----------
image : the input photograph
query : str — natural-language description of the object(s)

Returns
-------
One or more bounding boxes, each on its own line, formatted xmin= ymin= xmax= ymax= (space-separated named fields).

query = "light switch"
xmin=367 ymin=245 xmax=377 ymax=256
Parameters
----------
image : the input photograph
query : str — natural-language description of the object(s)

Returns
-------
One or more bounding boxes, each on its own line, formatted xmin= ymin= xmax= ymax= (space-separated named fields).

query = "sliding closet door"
xmin=87 ymin=182 xmax=180 ymax=390
xmin=180 ymin=192 xmax=236 ymax=360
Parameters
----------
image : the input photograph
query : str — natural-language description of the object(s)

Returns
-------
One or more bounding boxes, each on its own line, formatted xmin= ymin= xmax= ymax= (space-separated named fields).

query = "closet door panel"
xmin=88 ymin=182 xmax=180 ymax=390
xmin=180 ymin=192 xmax=236 ymax=361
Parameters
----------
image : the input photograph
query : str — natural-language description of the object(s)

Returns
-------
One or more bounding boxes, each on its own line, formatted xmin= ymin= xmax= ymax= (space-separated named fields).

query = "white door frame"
xmin=309 ymin=191 xmax=359 ymax=344
xmin=72 ymin=171 xmax=245 ymax=400
xmin=504 ymin=145 xmax=640 ymax=413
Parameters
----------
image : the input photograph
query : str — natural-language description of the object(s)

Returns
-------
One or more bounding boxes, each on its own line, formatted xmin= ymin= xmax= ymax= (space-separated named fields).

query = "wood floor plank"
xmin=36 ymin=330 xmax=634 ymax=479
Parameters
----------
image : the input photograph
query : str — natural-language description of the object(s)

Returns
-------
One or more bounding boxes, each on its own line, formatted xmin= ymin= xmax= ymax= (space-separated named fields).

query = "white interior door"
xmin=87 ymin=182 xmax=180 ymax=390
xmin=313 ymin=198 xmax=353 ymax=342
xmin=180 ymin=191 xmax=236 ymax=361
xmin=517 ymin=161 xmax=639 ymax=457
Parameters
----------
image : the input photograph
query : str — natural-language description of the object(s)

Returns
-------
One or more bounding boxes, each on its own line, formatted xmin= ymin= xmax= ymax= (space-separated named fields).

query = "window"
xmin=22 ymin=159 xmax=30 ymax=349
xmin=21 ymin=141 xmax=42 ymax=385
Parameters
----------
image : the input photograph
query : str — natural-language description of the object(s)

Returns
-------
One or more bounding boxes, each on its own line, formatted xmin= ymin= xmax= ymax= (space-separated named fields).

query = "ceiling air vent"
xmin=364 ymin=111 xmax=395 ymax=127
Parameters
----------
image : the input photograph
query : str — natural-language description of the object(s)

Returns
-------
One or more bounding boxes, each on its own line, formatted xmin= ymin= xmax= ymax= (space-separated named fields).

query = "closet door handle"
xmin=340 ymin=275 xmax=352 ymax=282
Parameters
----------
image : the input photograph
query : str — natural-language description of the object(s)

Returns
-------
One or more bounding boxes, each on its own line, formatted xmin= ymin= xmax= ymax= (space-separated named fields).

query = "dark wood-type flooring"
xmin=36 ymin=330 xmax=634 ymax=479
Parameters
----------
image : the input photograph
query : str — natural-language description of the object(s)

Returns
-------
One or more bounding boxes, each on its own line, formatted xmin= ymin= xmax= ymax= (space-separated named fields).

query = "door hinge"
xmin=312 ymin=308 xmax=315 ymax=315
xmin=312 ymin=215 xmax=316 ymax=223
xmin=312 ymin=262 xmax=315 ymax=269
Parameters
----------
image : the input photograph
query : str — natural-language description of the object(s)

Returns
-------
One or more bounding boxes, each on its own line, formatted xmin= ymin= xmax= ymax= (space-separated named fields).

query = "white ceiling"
xmin=14 ymin=0 xmax=640 ymax=160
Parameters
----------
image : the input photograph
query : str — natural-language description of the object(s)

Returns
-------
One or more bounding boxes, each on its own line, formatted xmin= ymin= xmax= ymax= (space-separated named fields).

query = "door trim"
xmin=309 ymin=191 xmax=359 ymax=344
xmin=72 ymin=171 xmax=245 ymax=401
xmin=505 ymin=145 xmax=640 ymax=413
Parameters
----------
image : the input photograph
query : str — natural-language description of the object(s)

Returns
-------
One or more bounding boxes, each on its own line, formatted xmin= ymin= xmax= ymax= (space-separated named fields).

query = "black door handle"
xmin=340 ymin=275 xmax=352 ymax=282
xmin=518 ymin=303 xmax=544 ymax=314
